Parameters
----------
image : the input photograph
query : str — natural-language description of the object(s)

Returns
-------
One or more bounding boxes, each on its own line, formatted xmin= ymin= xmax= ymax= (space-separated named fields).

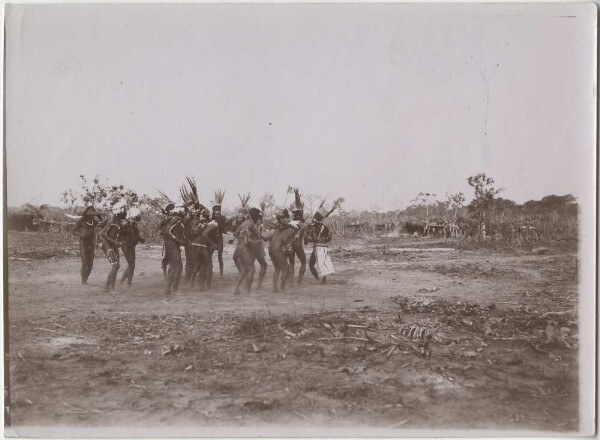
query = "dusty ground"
xmin=6 ymin=231 xmax=580 ymax=434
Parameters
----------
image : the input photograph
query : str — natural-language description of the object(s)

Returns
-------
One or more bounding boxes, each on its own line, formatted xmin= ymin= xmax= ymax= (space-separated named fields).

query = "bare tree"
xmin=446 ymin=191 xmax=466 ymax=222
xmin=410 ymin=192 xmax=437 ymax=222
xmin=259 ymin=192 xmax=277 ymax=219
xmin=467 ymin=173 xmax=502 ymax=240
xmin=60 ymin=189 xmax=78 ymax=213
xmin=62 ymin=174 xmax=143 ymax=212
xmin=303 ymin=193 xmax=324 ymax=216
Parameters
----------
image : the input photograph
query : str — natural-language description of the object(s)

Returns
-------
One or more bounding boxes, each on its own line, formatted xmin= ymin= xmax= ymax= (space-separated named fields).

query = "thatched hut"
xmin=7 ymin=204 xmax=43 ymax=231
xmin=7 ymin=204 xmax=70 ymax=232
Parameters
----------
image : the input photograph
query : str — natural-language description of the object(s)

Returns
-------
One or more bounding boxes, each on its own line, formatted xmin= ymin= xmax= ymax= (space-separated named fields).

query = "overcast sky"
xmin=5 ymin=3 xmax=596 ymax=211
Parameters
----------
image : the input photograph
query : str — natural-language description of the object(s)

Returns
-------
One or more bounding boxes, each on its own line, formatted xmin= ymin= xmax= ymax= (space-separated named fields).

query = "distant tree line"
xmin=9 ymin=173 xmax=579 ymax=245
xmin=324 ymin=174 xmax=578 ymax=243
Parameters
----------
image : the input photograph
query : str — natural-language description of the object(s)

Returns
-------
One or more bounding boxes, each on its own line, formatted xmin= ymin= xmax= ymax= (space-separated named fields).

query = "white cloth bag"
xmin=315 ymin=244 xmax=335 ymax=277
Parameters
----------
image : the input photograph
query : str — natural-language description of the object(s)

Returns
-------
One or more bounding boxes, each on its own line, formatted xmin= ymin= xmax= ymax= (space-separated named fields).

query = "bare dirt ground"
xmin=6 ymin=231 xmax=580 ymax=434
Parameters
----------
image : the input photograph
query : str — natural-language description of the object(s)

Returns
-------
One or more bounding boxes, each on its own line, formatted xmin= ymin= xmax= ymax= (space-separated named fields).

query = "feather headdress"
xmin=154 ymin=189 xmax=176 ymax=214
xmin=313 ymin=196 xmax=343 ymax=220
xmin=110 ymin=200 xmax=128 ymax=215
xmin=146 ymin=198 xmax=165 ymax=215
xmin=180 ymin=185 xmax=194 ymax=208
xmin=288 ymin=187 xmax=304 ymax=212
xmin=325 ymin=198 xmax=344 ymax=218
xmin=238 ymin=193 xmax=251 ymax=209
xmin=186 ymin=176 xmax=201 ymax=208
xmin=212 ymin=189 xmax=225 ymax=207
xmin=157 ymin=189 xmax=173 ymax=203
xmin=283 ymin=185 xmax=295 ymax=207
xmin=179 ymin=177 xmax=199 ymax=209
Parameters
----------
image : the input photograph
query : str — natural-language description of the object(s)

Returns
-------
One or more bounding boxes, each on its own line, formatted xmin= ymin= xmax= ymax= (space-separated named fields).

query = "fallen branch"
xmin=390 ymin=334 xmax=428 ymax=357
xmin=515 ymin=330 xmax=540 ymax=339
xmin=387 ymin=420 xmax=409 ymax=429
xmin=318 ymin=337 xmax=369 ymax=342
xmin=188 ymin=396 xmax=234 ymax=403
xmin=364 ymin=380 xmax=396 ymax=390
xmin=303 ymin=308 xmax=378 ymax=316
xmin=288 ymin=409 xmax=313 ymax=423
xmin=51 ymin=354 xmax=74 ymax=361
xmin=541 ymin=311 xmax=571 ymax=319
xmin=283 ymin=329 xmax=298 ymax=338
xmin=528 ymin=341 xmax=551 ymax=355
xmin=60 ymin=399 xmax=100 ymax=413
xmin=34 ymin=327 xmax=59 ymax=333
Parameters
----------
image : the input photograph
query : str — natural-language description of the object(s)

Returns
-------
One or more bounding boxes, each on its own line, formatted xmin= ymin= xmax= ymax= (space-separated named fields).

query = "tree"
xmin=259 ymin=192 xmax=277 ymax=219
xmin=61 ymin=174 xmax=142 ymax=212
xmin=330 ymin=197 xmax=345 ymax=215
xmin=540 ymin=194 xmax=577 ymax=208
xmin=79 ymin=175 xmax=107 ymax=207
xmin=60 ymin=189 xmax=78 ymax=213
xmin=410 ymin=192 xmax=437 ymax=222
xmin=446 ymin=192 xmax=466 ymax=222
xmin=466 ymin=173 xmax=502 ymax=239
xmin=303 ymin=193 xmax=324 ymax=216
xmin=327 ymin=197 xmax=347 ymax=234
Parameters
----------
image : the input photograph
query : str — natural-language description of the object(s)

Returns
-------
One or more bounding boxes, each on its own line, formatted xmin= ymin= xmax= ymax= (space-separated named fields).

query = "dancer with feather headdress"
xmin=187 ymin=207 xmax=220 ymax=291
xmin=154 ymin=189 xmax=187 ymax=293
xmin=231 ymin=194 xmax=267 ymax=294
xmin=211 ymin=189 xmax=227 ymax=277
xmin=252 ymin=204 xmax=269 ymax=291
xmin=99 ymin=202 xmax=127 ymax=293
xmin=305 ymin=197 xmax=341 ymax=284
xmin=180 ymin=177 xmax=200 ymax=285
xmin=287 ymin=187 xmax=309 ymax=286
xmin=153 ymin=190 xmax=176 ymax=278
xmin=161 ymin=203 xmax=187 ymax=295
xmin=265 ymin=206 xmax=297 ymax=292
xmin=71 ymin=206 xmax=104 ymax=285
xmin=119 ymin=207 xmax=145 ymax=287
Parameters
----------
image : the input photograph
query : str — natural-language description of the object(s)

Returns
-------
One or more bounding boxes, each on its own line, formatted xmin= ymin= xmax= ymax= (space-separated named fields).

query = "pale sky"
xmin=5 ymin=3 xmax=596 ymax=211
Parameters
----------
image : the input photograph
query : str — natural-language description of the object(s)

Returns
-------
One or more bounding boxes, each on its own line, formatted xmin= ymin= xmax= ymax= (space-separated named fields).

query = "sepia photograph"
xmin=3 ymin=2 xmax=596 ymax=437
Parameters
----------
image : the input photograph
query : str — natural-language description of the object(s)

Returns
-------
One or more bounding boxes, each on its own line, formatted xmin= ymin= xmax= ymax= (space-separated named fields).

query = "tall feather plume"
xmin=180 ymin=184 xmax=194 ymax=207
xmin=213 ymin=189 xmax=225 ymax=206
xmin=147 ymin=199 xmax=164 ymax=214
xmin=186 ymin=176 xmax=200 ymax=206
xmin=324 ymin=197 xmax=344 ymax=219
xmin=283 ymin=186 xmax=295 ymax=207
xmin=153 ymin=190 xmax=175 ymax=215
xmin=293 ymin=187 xmax=303 ymax=210
xmin=156 ymin=189 xmax=174 ymax=203
xmin=287 ymin=187 xmax=303 ymax=211
xmin=318 ymin=195 xmax=330 ymax=209
xmin=238 ymin=193 xmax=251 ymax=209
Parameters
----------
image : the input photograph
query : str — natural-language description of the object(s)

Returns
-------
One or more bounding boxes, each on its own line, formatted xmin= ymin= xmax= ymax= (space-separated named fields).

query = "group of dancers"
xmin=71 ymin=180 xmax=340 ymax=295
